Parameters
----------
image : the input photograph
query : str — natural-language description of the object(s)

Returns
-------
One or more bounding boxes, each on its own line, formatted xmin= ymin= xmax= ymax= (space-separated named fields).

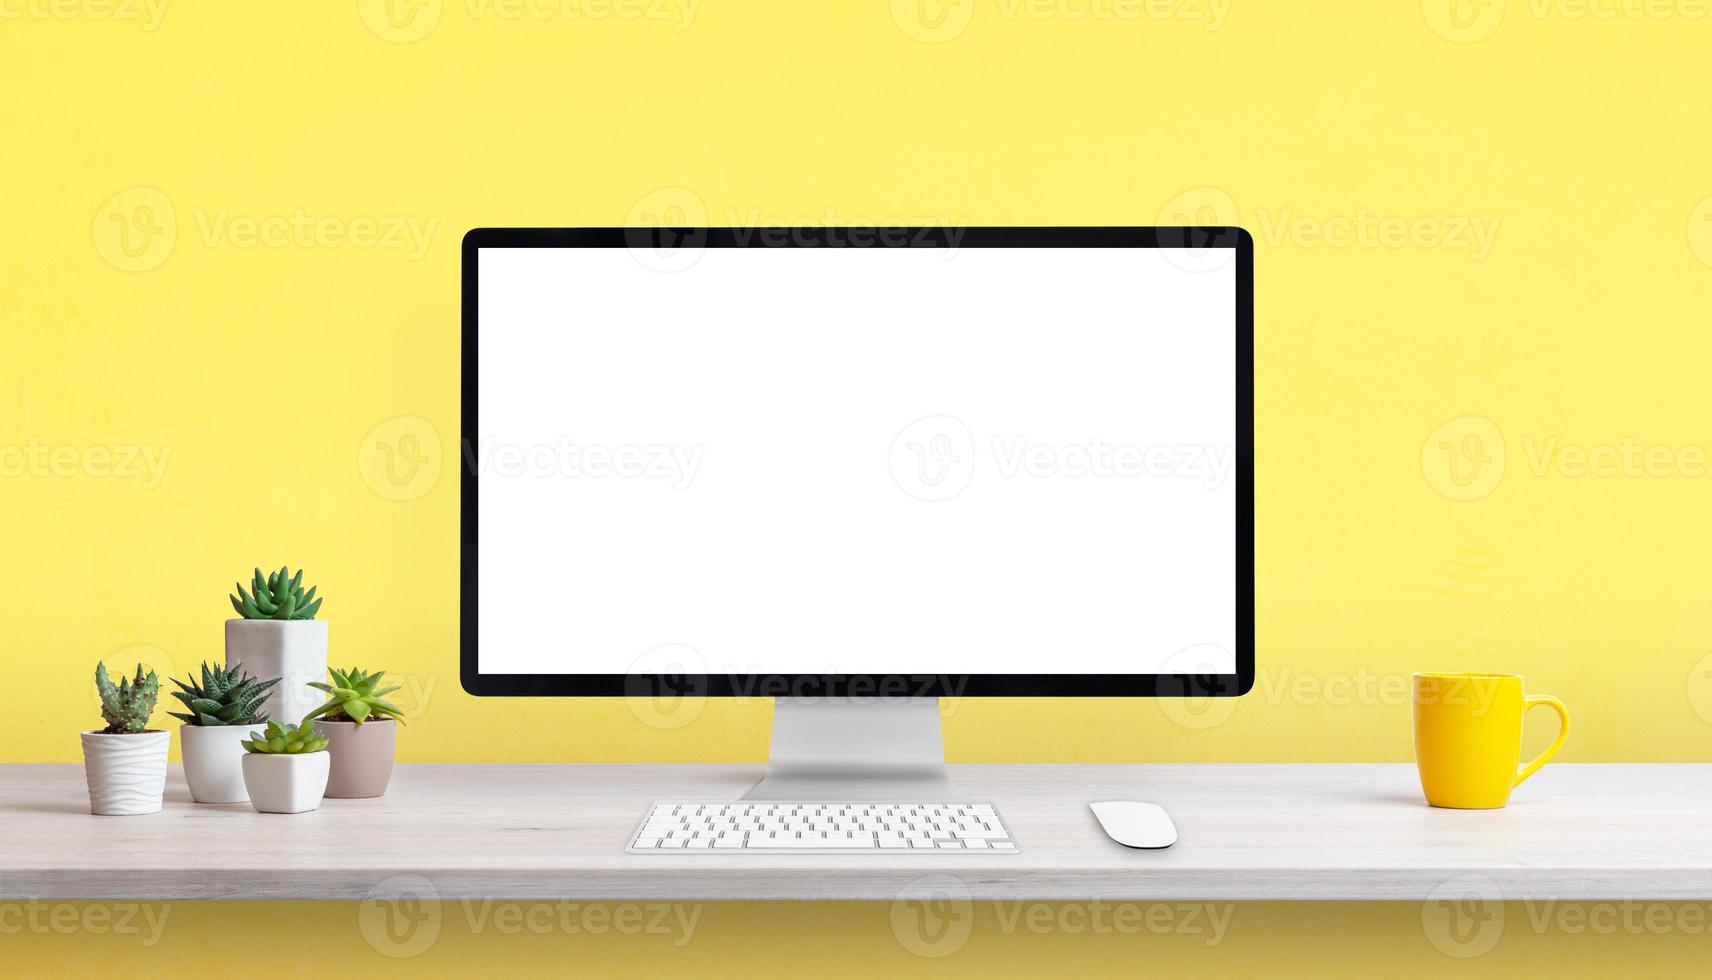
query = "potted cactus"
xmin=83 ymin=663 xmax=169 ymax=815
xmin=239 ymin=719 xmax=330 ymax=813
xmin=169 ymin=662 xmax=280 ymax=804
xmin=226 ymin=566 xmax=327 ymax=726
xmin=306 ymin=666 xmax=405 ymax=798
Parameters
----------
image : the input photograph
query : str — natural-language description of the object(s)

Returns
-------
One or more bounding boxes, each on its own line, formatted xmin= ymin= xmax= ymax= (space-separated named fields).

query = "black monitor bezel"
xmin=460 ymin=226 xmax=1254 ymax=699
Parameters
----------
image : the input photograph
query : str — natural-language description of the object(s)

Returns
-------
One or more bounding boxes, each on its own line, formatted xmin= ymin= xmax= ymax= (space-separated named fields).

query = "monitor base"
xmin=741 ymin=697 xmax=965 ymax=801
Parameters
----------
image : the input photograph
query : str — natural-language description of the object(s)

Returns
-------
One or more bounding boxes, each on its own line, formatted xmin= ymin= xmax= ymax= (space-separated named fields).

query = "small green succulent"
xmin=168 ymin=661 xmax=280 ymax=727
xmin=242 ymin=718 xmax=327 ymax=754
xmin=95 ymin=662 xmax=159 ymax=734
xmin=230 ymin=565 xmax=323 ymax=620
xmin=304 ymin=666 xmax=406 ymax=725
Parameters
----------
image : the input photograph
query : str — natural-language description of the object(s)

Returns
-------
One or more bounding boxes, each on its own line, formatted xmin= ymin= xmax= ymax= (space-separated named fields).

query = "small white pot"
xmin=241 ymin=751 xmax=330 ymax=814
xmin=81 ymin=730 xmax=169 ymax=815
xmin=179 ymin=724 xmax=258 ymax=804
xmin=225 ymin=619 xmax=328 ymax=725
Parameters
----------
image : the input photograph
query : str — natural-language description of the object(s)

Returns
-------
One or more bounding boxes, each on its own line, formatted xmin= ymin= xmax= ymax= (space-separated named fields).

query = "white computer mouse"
xmin=1090 ymin=801 xmax=1178 ymax=849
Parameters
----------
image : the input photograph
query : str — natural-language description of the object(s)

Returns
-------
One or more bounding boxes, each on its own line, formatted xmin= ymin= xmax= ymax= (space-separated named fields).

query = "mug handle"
xmin=1515 ymin=694 xmax=1570 ymax=787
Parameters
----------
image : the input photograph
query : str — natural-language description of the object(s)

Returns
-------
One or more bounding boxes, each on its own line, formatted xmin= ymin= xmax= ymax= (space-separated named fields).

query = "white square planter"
xmin=81 ymin=730 xmax=170 ymax=815
xmin=241 ymin=751 xmax=330 ymax=814
xmin=225 ymin=619 xmax=327 ymax=726
xmin=179 ymin=724 xmax=256 ymax=804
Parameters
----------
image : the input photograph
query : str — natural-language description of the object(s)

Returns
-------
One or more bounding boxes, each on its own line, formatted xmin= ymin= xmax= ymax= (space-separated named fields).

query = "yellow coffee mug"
xmin=1413 ymin=673 xmax=1569 ymax=809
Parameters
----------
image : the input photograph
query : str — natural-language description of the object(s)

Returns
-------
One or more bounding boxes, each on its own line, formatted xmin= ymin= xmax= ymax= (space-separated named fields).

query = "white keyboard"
xmin=627 ymin=801 xmax=1019 ymax=852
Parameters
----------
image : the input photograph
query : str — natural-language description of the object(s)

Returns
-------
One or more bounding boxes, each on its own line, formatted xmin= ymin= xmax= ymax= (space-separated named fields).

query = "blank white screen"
xmin=476 ymin=245 xmax=1237 ymax=677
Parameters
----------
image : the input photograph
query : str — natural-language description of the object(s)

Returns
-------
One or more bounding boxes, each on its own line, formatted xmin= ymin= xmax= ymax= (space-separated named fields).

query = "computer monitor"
xmin=462 ymin=226 xmax=1253 ymax=799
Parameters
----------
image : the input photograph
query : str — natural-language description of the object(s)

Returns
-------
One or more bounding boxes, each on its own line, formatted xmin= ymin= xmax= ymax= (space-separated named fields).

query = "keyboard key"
xmin=748 ymin=836 xmax=876 ymax=849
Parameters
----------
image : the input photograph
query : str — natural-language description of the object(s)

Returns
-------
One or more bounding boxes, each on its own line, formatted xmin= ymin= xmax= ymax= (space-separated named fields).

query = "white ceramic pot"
xmin=81 ymin=730 xmax=169 ymax=815
xmin=316 ymin=719 xmax=397 ymax=798
xmin=179 ymin=724 xmax=257 ymax=804
xmin=225 ymin=619 xmax=327 ymax=725
xmin=241 ymin=751 xmax=331 ymax=814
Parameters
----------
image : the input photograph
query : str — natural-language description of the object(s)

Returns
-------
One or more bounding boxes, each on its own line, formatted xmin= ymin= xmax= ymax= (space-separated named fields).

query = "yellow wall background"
xmin=5 ymin=0 xmax=1712 ymax=975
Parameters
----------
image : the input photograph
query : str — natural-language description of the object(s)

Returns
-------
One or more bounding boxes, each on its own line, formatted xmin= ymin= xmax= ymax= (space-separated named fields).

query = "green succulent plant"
xmin=241 ymin=718 xmax=328 ymax=754
xmin=95 ymin=662 xmax=159 ymax=734
xmin=230 ymin=565 xmax=323 ymax=620
xmin=168 ymin=661 xmax=280 ymax=727
xmin=304 ymin=666 xmax=406 ymax=725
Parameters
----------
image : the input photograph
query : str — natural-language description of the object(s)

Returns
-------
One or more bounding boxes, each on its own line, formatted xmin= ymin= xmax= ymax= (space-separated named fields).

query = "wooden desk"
xmin=3 ymin=763 xmax=1707 ymax=901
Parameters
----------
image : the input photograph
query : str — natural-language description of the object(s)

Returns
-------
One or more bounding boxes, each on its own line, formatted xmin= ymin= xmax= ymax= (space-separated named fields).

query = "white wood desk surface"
xmin=2 ymin=763 xmax=1707 ymax=901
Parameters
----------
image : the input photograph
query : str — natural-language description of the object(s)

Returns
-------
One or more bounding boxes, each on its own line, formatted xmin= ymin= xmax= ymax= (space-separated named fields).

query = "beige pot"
xmin=315 ymin=718 xmax=396 ymax=798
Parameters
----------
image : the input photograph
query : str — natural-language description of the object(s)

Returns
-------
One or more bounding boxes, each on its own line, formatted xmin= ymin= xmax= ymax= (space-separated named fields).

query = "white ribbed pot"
xmin=241 ymin=751 xmax=330 ymax=814
xmin=179 ymin=724 xmax=256 ymax=804
xmin=81 ymin=730 xmax=169 ymax=815
xmin=225 ymin=619 xmax=327 ymax=725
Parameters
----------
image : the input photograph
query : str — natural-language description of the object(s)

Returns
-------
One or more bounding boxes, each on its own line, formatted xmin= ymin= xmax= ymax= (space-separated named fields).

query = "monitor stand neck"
xmin=741 ymin=697 xmax=964 ymax=801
